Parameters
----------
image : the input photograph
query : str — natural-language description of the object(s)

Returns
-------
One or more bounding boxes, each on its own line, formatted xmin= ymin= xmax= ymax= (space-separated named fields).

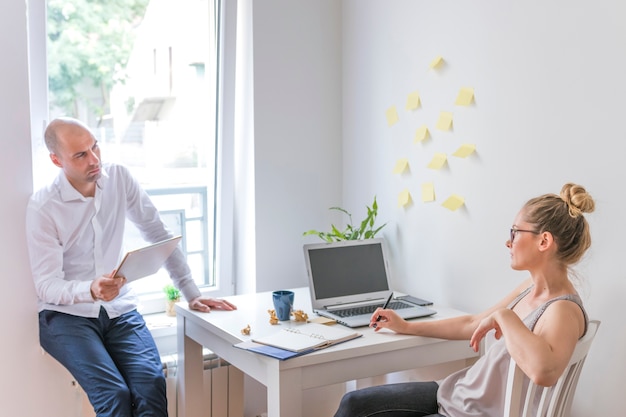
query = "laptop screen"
xmin=305 ymin=239 xmax=389 ymax=300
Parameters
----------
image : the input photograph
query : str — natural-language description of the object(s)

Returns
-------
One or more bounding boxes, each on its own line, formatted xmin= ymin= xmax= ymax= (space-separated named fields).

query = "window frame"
xmin=27 ymin=0 xmax=236 ymax=315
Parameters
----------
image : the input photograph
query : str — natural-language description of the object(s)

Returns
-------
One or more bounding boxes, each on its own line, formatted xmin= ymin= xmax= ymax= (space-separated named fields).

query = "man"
xmin=26 ymin=117 xmax=236 ymax=417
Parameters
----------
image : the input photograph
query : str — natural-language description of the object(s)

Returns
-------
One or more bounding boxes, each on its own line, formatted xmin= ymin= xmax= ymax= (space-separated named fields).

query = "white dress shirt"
xmin=26 ymin=163 xmax=201 ymax=318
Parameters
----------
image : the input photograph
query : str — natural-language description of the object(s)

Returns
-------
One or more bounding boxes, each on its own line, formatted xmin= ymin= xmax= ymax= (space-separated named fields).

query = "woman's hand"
xmin=369 ymin=308 xmax=409 ymax=333
xmin=469 ymin=310 xmax=504 ymax=352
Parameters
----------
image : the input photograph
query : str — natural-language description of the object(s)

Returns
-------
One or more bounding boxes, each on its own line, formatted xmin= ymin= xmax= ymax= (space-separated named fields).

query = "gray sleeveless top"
xmin=437 ymin=287 xmax=588 ymax=417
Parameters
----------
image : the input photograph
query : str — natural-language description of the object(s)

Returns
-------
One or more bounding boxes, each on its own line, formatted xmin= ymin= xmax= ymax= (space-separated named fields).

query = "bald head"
xmin=44 ymin=117 xmax=93 ymax=154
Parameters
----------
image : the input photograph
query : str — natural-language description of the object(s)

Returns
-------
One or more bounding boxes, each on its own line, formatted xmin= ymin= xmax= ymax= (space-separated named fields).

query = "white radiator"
xmin=162 ymin=350 xmax=244 ymax=417
xmin=74 ymin=350 xmax=243 ymax=417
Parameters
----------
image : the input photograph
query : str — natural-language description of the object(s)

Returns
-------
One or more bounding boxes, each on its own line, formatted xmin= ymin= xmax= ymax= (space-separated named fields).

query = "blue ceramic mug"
xmin=272 ymin=290 xmax=295 ymax=321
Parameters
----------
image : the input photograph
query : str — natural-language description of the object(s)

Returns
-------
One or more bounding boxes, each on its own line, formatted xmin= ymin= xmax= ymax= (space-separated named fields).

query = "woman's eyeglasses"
xmin=509 ymin=228 xmax=539 ymax=243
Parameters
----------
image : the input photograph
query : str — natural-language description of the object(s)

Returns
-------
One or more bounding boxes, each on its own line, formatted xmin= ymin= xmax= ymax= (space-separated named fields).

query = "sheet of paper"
xmin=455 ymin=87 xmax=475 ymax=106
xmin=442 ymin=194 xmax=465 ymax=211
xmin=414 ymin=125 xmax=430 ymax=143
xmin=436 ymin=111 xmax=453 ymax=131
xmin=393 ymin=158 xmax=409 ymax=174
xmin=422 ymin=182 xmax=435 ymax=202
xmin=427 ymin=153 xmax=447 ymax=170
xmin=308 ymin=317 xmax=336 ymax=325
xmin=386 ymin=106 xmax=399 ymax=126
xmin=452 ymin=143 xmax=476 ymax=158
xmin=406 ymin=91 xmax=421 ymax=110
xmin=398 ymin=189 xmax=412 ymax=207
xmin=429 ymin=55 xmax=444 ymax=69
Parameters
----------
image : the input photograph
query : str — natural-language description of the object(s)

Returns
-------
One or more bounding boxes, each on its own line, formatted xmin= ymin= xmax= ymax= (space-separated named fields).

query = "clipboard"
xmin=113 ymin=235 xmax=182 ymax=282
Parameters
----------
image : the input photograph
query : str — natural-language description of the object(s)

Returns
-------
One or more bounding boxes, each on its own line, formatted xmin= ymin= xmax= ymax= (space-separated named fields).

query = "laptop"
xmin=303 ymin=238 xmax=436 ymax=328
xmin=114 ymin=235 xmax=182 ymax=282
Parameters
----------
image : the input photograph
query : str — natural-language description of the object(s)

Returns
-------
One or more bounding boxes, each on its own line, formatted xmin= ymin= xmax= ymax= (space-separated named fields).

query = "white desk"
xmin=176 ymin=287 xmax=478 ymax=417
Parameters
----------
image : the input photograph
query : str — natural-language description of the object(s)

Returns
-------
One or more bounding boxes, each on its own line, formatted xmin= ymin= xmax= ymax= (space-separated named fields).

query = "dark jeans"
xmin=333 ymin=381 xmax=445 ymax=417
xmin=39 ymin=308 xmax=167 ymax=417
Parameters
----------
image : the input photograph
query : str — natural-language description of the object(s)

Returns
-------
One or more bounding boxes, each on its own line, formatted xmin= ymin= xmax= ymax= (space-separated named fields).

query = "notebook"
xmin=252 ymin=322 xmax=361 ymax=352
xmin=303 ymin=238 xmax=436 ymax=327
xmin=235 ymin=322 xmax=362 ymax=360
xmin=113 ymin=235 xmax=182 ymax=282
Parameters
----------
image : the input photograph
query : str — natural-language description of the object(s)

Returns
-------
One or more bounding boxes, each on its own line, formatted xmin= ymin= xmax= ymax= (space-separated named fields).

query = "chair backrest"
xmin=503 ymin=319 xmax=600 ymax=417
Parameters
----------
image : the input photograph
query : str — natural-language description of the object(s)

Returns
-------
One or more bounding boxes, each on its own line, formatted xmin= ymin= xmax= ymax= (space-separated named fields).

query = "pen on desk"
xmin=374 ymin=292 xmax=394 ymax=324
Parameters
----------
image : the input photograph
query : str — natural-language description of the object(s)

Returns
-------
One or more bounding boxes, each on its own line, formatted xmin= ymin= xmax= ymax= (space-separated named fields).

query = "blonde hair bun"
xmin=560 ymin=183 xmax=595 ymax=217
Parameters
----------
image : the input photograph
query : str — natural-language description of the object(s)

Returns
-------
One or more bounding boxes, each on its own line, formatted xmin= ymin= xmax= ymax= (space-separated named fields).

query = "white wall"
xmin=341 ymin=1 xmax=623 ymax=415
xmin=244 ymin=0 xmax=343 ymax=293
xmin=0 ymin=1 xmax=72 ymax=416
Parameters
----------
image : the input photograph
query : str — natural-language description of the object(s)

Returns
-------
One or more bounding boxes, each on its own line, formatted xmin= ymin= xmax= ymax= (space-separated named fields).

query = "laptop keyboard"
xmin=332 ymin=301 xmax=412 ymax=318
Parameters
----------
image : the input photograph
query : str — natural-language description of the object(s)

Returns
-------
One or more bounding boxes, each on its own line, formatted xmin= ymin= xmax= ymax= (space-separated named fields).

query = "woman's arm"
xmin=371 ymin=279 xmax=533 ymax=340
xmin=471 ymin=299 xmax=585 ymax=386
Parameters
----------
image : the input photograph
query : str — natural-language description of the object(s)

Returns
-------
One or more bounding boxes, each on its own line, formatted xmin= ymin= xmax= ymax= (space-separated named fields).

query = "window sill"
xmin=144 ymin=311 xmax=178 ymax=355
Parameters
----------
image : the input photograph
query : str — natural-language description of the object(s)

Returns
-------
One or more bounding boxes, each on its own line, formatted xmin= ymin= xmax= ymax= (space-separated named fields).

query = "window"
xmin=31 ymin=0 xmax=225 ymax=313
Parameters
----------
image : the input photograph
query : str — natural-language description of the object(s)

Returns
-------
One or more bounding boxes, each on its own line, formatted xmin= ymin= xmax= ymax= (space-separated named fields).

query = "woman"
xmin=333 ymin=183 xmax=595 ymax=417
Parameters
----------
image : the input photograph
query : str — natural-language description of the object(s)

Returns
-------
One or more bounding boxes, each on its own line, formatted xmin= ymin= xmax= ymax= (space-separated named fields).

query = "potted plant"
xmin=163 ymin=284 xmax=181 ymax=317
xmin=303 ymin=196 xmax=387 ymax=242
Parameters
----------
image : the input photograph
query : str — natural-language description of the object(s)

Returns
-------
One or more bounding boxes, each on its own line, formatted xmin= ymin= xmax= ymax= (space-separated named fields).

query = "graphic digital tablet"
xmin=113 ymin=235 xmax=182 ymax=282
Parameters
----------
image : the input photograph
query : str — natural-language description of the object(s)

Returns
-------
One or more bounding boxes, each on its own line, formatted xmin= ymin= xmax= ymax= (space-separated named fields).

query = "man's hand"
xmin=90 ymin=272 xmax=126 ymax=301
xmin=189 ymin=297 xmax=237 ymax=313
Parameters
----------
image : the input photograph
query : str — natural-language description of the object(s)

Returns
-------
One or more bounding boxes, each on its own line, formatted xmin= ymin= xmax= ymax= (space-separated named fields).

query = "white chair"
xmin=503 ymin=319 xmax=600 ymax=417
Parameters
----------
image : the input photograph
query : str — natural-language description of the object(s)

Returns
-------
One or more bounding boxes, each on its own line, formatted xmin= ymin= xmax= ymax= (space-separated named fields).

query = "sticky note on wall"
xmin=386 ymin=106 xmax=399 ymax=126
xmin=414 ymin=125 xmax=430 ymax=143
xmin=427 ymin=153 xmax=447 ymax=170
xmin=452 ymin=144 xmax=476 ymax=158
xmin=442 ymin=194 xmax=465 ymax=211
xmin=455 ymin=87 xmax=475 ymax=106
xmin=406 ymin=91 xmax=421 ymax=110
xmin=429 ymin=55 xmax=444 ymax=69
xmin=422 ymin=182 xmax=435 ymax=202
xmin=398 ymin=189 xmax=412 ymax=207
xmin=393 ymin=158 xmax=409 ymax=174
xmin=436 ymin=111 xmax=453 ymax=131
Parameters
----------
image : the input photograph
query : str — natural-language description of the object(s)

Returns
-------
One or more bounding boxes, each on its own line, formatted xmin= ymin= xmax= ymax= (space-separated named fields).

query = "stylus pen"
xmin=375 ymin=292 xmax=394 ymax=323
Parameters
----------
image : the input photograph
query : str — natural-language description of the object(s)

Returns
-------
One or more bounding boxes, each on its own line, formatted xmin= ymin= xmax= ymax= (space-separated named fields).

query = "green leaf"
xmin=329 ymin=206 xmax=351 ymax=216
xmin=371 ymin=223 xmax=387 ymax=237
xmin=303 ymin=195 xmax=386 ymax=242
xmin=163 ymin=284 xmax=181 ymax=301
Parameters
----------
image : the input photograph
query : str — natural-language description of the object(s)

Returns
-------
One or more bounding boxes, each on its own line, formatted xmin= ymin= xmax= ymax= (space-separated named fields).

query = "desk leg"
xmin=177 ymin=316 xmax=203 ymax=417
xmin=266 ymin=366 xmax=302 ymax=417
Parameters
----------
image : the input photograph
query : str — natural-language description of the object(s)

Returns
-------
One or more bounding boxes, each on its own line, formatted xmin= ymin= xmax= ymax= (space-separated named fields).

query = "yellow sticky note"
xmin=429 ymin=55 xmax=444 ymax=69
xmin=427 ymin=153 xmax=447 ymax=170
xmin=422 ymin=182 xmax=435 ymax=202
xmin=442 ymin=194 xmax=465 ymax=211
xmin=386 ymin=106 xmax=399 ymax=126
xmin=392 ymin=158 xmax=409 ymax=174
xmin=455 ymin=87 xmax=475 ymax=106
xmin=406 ymin=91 xmax=421 ymax=110
xmin=436 ymin=111 xmax=453 ymax=131
xmin=398 ymin=189 xmax=412 ymax=207
xmin=452 ymin=144 xmax=476 ymax=158
xmin=414 ymin=125 xmax=430 ymax=143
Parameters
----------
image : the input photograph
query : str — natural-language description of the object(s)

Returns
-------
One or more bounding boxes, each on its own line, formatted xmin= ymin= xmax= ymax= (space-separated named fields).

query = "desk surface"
xmin=176 ymin=287 xmax=478 ymax=417
xmin=179 ymin=287 xmax=472 ymax=367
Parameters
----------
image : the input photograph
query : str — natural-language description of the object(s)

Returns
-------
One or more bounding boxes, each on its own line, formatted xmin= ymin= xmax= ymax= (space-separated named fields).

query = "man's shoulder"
xmin=102 ymin=162 xmax=131 ymax=176
xmin=29 ymin=178 xmax=60 ymax=210
xmin=100 ymin=162 xmax=136 ymax=185
xmin=103 ymin=162 xmax=139 ymax=180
